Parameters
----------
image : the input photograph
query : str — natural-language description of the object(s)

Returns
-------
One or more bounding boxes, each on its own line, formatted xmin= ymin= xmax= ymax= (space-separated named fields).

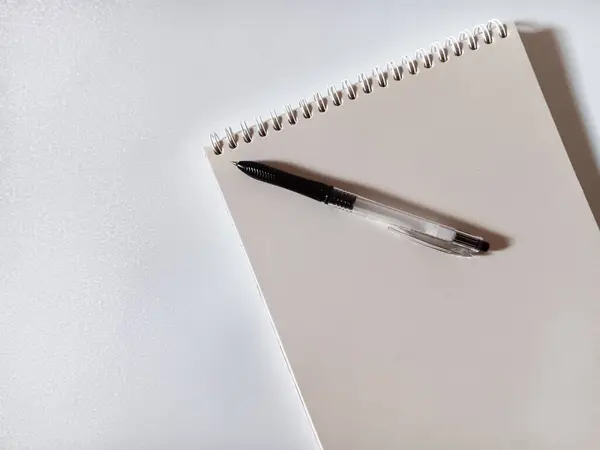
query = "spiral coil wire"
xmin=210 ymin=19 xmax=507 ymax=155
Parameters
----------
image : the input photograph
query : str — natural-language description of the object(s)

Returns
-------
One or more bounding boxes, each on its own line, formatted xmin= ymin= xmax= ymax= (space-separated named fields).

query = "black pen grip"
xmin=235 ymin=161 xmax=356 ymax=209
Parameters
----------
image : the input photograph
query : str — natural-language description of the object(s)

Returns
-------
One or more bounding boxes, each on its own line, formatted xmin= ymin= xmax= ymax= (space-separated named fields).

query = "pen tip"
xmin=479 ymin=240 xmax=490 ymax=253
xmin=230 ymin=161 xmax=239 ymax=167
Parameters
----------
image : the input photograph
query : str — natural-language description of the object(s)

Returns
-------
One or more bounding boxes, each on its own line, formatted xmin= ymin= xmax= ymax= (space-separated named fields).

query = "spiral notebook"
xmin=204 ymin=20 xmax=600 ymax=450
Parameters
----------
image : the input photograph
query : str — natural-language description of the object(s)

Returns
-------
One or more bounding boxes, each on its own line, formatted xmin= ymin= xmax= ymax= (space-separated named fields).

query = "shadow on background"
xmin=518 ymin=23 xmax=600 ymax=229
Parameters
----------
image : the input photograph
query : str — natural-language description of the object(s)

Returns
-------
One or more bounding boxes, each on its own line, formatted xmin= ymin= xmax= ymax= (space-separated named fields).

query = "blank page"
xmin=205 ymin=22 xmax=600 ymax=450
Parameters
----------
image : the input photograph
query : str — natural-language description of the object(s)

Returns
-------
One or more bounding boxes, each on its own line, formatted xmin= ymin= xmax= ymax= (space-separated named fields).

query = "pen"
xmin=232 ymin=161 xmax=490 ymax=257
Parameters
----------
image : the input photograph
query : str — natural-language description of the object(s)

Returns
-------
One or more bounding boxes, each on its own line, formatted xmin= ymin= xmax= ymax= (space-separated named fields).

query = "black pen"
xmin=232 ymin=161 xmax=490 ymax=257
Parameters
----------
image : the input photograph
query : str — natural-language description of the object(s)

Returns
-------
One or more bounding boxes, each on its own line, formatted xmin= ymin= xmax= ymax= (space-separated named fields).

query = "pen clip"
xmin=388 ymin=225 xmax=476 ymax=257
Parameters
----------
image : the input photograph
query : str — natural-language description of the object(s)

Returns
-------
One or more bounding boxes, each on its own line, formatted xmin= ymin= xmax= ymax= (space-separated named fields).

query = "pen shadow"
xmin=518 ymin=23 xmax=600 ymax=229
xmin=264 ymin=161 xmax=512 ymax=253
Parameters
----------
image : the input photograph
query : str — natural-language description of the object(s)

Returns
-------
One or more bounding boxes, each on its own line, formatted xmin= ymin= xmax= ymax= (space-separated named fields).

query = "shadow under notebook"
xmin=518 ymin=23 xmax=600 ymax=231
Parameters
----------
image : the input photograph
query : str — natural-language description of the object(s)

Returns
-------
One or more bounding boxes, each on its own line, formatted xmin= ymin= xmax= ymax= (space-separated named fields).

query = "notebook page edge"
xmin=203 ymin=150 xmax=324 ymax=450
xmin=511 ymin=22 xmax=600 ymax=227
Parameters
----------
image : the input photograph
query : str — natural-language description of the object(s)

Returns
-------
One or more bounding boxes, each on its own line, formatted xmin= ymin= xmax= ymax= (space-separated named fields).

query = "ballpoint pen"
xmin=232 ymin=161 xmax=490 ymax=257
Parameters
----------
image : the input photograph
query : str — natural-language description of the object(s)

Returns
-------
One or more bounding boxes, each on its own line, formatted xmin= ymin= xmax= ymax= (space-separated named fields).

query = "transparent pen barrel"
xmin=351 ymin=196 xmax=456 ymax=241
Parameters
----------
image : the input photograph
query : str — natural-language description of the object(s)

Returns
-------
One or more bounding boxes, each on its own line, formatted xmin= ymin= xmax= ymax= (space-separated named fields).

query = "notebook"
xmin=204 ymin=20 xmax=600 ymax=450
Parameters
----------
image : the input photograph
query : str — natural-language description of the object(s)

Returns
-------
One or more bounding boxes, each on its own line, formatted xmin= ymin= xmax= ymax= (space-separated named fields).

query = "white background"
xmin=1 ymin=1 xmax=599 ymax=449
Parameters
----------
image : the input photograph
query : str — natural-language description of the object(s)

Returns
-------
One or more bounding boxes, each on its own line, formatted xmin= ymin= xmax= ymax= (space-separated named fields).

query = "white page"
xmin=206 ymin=22 xmax=600 ymax=450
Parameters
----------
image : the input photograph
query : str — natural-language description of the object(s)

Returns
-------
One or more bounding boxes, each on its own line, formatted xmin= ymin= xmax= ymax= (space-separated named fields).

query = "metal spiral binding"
xmin=210 ymin=19 xmax=508 ymax=155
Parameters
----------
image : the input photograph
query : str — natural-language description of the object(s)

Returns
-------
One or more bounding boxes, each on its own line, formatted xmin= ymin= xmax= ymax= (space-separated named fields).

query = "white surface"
xmin=1 ymin=2 xmax=599 ymax=449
